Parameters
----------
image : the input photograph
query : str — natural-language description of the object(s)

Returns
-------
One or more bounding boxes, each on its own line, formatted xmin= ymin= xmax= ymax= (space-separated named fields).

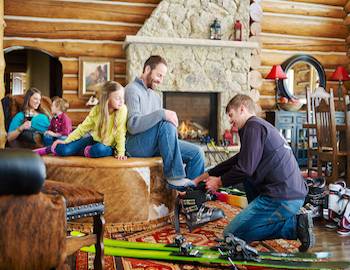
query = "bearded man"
xmin=124 ymin=55 xmax=205 ymax=190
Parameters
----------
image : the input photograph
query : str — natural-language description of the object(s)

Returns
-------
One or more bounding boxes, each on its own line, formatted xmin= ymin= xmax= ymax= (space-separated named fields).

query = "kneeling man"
xmin=195 ymin=94 xmax=314 ymax=252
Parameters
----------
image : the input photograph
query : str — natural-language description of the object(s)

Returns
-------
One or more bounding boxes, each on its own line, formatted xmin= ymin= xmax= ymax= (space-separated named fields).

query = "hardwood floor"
xmin=311 ymin=219 xmax=350 ymax=262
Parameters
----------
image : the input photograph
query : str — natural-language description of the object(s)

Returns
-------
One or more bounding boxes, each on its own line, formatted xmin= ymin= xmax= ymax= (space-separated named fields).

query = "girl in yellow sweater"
xmin=51 ymin=81 xmax=127 ymax=159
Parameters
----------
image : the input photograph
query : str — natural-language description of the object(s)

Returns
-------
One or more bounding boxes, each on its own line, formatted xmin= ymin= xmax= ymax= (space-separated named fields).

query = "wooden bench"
xmin=42 ymin=156 xmax=176 ymax=232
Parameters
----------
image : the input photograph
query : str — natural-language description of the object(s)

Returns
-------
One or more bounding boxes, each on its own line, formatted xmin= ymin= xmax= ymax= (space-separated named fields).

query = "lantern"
xmin=233 ymin=20 xmax=242 ymax=41
xmin=210 ymin=19 xmax=221 ymax=40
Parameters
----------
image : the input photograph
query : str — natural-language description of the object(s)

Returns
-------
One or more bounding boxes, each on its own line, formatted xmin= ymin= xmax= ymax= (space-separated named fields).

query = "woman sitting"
xmin=7 ymin=88 xmax=50 ymax=148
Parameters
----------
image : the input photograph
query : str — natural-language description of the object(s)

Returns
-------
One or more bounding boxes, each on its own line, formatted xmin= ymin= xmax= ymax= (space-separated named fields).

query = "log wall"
xmin=4 ymin=0 xmax=160 ymax=125
xmin=260 ymin=0 xmax=349 ymax=110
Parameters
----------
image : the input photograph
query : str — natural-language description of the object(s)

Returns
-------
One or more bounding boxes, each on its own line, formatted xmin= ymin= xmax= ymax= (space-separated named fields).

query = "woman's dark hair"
xmin=142 ymin=55 xmax=167 ymax=73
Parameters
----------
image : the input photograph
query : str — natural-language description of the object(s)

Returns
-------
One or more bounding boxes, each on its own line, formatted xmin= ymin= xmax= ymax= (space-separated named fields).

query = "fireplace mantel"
xmin=124 ymin=35 xmax=259 ymax=50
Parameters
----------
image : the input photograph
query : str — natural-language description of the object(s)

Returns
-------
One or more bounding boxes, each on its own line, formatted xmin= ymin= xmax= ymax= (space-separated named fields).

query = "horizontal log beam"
xmin=261 ymin=51 xmax=349 ymax=69
xmin=4 ymin=19 xmax=139 ymax=41
xmin=262 ymin=14 xmax=347 ymax=39
xmin=258 ymin=97 xmax=275 ymax=111
xmin=115 ymin=0 xmax=160 ymax=3
xmin=261 ymin=34 xmax=346 ymax=52
xmin=4 ymin=39 xmax=125 ymax=58
xmin=5 ymin=0 xmax=155 ymax=24
xmin=290 ymin=0 xmax=346 ymax=6
xmin=63 ymin=93 xmax=89 ymax=109
xmin=61 ymin=60 xmax=126 ymax=75
xmin=262 ymin=0 xmax=345 ymax=18
xmin=63 ymin=77 xmax=78 ymax=91
xmin=66 ymin=111 xmax=89 ymax=126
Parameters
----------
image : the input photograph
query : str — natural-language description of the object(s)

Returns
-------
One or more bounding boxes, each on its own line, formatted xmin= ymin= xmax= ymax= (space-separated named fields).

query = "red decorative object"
xmin=330 ymin=66 xmax=350 ymax=81
xmin=265 ymin=65 xmax=287 ymax=80
xmin=330 ymin=66 xmax=350 ymax=99
xmin=266 ymin=65 xmax=287 ymax=109
xmin=233 ymin=20 xmax=242 ymax=41
xmin=223 ymin=129 xmax=233 ymax=146
xmin=223 ymin=125 xmax=239 ymax=146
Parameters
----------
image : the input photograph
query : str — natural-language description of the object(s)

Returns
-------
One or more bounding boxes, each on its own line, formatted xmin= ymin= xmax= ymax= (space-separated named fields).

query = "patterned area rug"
xmin=75 ymin=201 xmax=300 ymax=270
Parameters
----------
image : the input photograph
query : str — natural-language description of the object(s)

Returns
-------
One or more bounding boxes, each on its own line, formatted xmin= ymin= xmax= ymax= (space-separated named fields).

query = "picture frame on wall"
xmin=78 ymin=57 xmax=114 ymax=99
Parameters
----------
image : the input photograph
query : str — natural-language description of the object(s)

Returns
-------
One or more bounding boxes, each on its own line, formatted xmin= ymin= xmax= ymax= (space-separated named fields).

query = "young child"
xmin=34 ymin=96 xmax=72 ymax=155
xmin=51 ymin=81 xmax=127 ymax=159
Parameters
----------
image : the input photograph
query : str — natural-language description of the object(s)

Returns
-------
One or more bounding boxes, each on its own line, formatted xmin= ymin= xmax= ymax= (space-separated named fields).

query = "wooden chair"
xmin=306 ymin=87 xmax=319 ymax=176
xmin=313 ymin=89 xmax=347 ymax=183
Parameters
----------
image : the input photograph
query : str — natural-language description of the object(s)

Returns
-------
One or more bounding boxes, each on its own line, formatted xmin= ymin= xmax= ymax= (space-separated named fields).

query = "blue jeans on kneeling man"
xmin=224 ymin=180 xmax=304 ymax=243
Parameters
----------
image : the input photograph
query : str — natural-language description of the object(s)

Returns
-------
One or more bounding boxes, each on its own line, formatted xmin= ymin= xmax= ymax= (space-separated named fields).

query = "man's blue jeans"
xmin=224 ymin=181 xmax=304 ymax=243
xmin=126 ymin=121 xmax=205 ymax=180
xmin=55 ymin=135 xmax=113 ymax=158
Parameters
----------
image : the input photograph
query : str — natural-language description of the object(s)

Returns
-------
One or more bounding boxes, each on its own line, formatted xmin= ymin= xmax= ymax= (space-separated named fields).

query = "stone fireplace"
xmin=124 ymin=0 xmax=258 ymax=139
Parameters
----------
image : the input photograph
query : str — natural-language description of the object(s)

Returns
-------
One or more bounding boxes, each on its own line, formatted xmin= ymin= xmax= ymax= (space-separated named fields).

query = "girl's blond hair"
xmin=97 ymin=81 xmax=124 ymax=141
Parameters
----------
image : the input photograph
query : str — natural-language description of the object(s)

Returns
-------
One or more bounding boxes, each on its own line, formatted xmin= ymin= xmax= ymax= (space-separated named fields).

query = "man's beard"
xmin=145 ymin=74 xmax=155 ymax=89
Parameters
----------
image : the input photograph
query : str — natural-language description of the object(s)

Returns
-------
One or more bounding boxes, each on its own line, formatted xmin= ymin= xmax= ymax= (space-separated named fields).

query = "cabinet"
xmin=266 ymin=111 xmax=307 ymax=166
xmin=266 ymin=111 xmax=344 ymax=167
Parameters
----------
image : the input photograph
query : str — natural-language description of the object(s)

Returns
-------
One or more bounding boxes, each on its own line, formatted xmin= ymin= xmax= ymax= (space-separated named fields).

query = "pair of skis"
xmin=72 ymin=231 xmax=350 ymax=269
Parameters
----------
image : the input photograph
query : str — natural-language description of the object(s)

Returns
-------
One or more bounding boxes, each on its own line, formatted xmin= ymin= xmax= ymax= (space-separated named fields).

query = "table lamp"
xmin=266 ymin=65 xmax=287 ymax=108
xmin=330 ymin=66 xmax=350 ymax=100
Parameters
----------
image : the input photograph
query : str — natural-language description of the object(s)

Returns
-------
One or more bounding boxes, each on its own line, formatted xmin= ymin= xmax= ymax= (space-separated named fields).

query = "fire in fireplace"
xmin=163 ymin=92 xmax=218 ymax=142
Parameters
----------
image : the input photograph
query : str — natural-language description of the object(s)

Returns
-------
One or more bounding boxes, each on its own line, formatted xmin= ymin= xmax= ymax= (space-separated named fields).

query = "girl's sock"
xmin=84 ymin=145 xmax=92 ymax=158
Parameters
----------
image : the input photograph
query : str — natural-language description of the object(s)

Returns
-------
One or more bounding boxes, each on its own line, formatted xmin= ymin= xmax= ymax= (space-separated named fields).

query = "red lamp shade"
xmin=265 ymin=65 xmax=287 ymax=80
xmin=330 ymin=66 xmax=350 ymax=81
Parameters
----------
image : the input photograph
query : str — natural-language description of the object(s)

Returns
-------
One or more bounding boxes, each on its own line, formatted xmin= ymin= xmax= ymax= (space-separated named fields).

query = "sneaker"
xmin=337 ymin=227 xmax=350 ymax=236
xmin=166 ymin=178 xmax=196 ymax=191
xmin=296 ymin=212 xmax=315 ymax=252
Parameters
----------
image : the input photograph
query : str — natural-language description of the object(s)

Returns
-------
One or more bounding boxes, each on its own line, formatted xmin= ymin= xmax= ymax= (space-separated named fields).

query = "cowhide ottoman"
xmin=42 ymin=156 xmax=176 ymax=232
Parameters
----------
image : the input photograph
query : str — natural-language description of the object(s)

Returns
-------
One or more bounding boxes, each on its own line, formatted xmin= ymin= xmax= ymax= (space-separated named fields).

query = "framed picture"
xmin=79 ymin=57 xmax=114 ymax=99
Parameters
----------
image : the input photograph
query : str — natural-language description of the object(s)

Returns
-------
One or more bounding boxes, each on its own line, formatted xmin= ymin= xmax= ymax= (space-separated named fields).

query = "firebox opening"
xmin=163 ymin=92 xmax=218 ymax=142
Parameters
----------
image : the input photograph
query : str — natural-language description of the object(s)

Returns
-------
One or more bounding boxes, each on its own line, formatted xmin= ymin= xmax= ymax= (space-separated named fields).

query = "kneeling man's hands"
xmin=193 ymin=172 xmax=209 ymax=186
xmin=205 ymin=176 xmax=222 ymax=193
